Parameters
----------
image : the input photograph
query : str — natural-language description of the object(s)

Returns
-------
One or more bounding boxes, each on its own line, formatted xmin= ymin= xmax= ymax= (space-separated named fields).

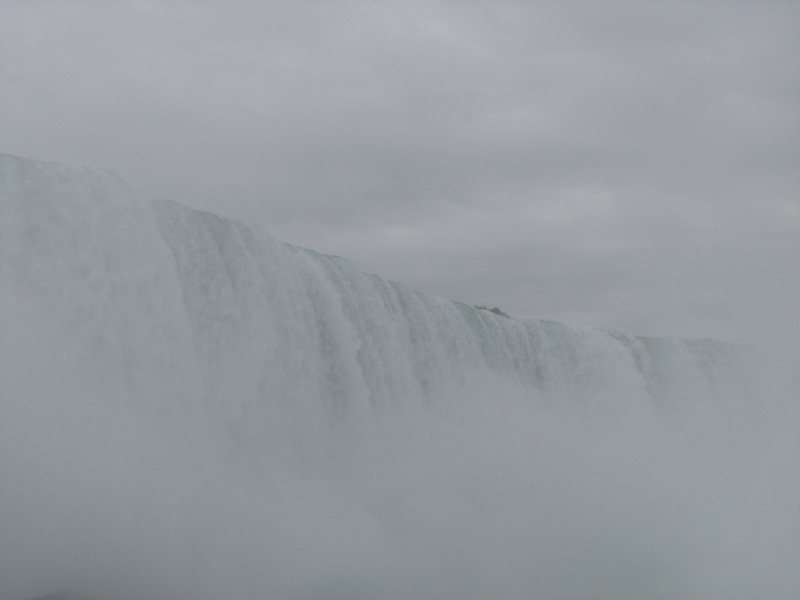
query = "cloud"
xmin=1 ymin=0 xmax=797 ymax=343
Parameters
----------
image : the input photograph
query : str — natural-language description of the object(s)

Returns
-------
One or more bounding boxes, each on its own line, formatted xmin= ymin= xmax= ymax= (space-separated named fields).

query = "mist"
xmin=1 ymin=155 xmax=798 ymax=599
xmin=3 ymin=297 xmax=798 ymax=600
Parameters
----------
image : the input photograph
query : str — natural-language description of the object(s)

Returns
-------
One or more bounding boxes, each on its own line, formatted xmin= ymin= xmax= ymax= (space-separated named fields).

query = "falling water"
xmin=1 ymin=154 xmax=797 ymax=600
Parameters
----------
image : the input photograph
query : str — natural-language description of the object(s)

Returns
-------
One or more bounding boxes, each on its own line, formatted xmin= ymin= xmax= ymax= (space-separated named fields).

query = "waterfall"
xmin=1 ymin=154 xmax=796 ymax=600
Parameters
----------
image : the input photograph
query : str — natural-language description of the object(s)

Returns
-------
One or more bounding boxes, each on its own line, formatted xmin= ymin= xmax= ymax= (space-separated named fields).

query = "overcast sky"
xmin=1 ymin=0 xmax=798 ymax=345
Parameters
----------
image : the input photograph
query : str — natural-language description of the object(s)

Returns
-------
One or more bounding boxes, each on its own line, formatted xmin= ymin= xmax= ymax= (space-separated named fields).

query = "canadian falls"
xmin=1 ymin=154 xmax=797 ymax=599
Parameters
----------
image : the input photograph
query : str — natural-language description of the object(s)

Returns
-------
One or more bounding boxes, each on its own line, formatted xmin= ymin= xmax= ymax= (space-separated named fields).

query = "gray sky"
xmin=2 ymin=0 xmax=798 ymax=345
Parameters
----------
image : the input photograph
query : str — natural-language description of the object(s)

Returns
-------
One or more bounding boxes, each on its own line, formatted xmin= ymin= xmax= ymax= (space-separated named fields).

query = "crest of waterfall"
xmin=1 ymin=154 xmax=751 ymax=444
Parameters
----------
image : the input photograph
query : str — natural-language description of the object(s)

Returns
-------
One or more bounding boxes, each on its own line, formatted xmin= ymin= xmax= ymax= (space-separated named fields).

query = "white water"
xmin=1 ymin=154 xmax=797 ymax=600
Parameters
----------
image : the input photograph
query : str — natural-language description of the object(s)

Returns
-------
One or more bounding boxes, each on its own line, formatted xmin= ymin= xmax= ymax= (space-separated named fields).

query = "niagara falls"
xmin=1 ymin=154 xmax=797 ymax=600
xmin=2 ymin=2 xmax=798 ymax=598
